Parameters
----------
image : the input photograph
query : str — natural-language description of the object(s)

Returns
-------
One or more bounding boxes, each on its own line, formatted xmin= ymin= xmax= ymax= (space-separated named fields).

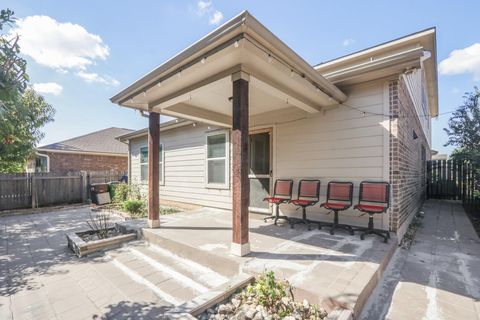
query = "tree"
xmin=444 ymin=88 xmax=480 ymax=152
xmin=0 ymin=9 xmax=55 ymax=172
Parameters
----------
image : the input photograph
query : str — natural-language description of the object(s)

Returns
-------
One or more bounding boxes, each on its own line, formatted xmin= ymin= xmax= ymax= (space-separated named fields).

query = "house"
xmin=111 ymin=11 xmax=438 ymax=256
xmin=28 ymin=127 xmax=134 ymax=173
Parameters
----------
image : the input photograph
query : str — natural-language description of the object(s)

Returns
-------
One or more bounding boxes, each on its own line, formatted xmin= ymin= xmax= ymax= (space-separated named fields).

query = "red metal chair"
xmin=289 ymin=180 xmax=321 ymax=230
xmin=320 ymin=181 xmax=354 ymax=235
xmin=264 ymin=179 xmax=293 ymax=225
xmin=354 ymin=181 xmax=390 ymax=243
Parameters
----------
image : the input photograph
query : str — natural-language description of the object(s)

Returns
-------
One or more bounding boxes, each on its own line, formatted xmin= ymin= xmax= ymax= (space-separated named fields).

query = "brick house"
xmin=29 ymin=127 xmax=133 ymax=173
xmin=111 ymin=11 xmax=438 ymax=253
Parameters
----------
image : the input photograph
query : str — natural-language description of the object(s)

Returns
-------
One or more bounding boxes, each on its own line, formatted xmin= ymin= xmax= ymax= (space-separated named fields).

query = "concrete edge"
xmin=164 ymin=273 xmax=254 ymax=319
xmin=352 ymin=238 xmax=398 ymax=317
xmin=0 ymin=203 xmax=90 ymax=217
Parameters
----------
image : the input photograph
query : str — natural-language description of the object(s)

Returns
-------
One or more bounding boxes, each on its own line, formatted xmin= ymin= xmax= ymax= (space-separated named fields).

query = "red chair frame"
xmin=263 ymin=179 xmax=293 ymax=225
xmin=289 ymin=179 xmax=321 ymax=230
xmin=320 ymin=181 xmax=354 ymax=235
xmin=354 ymin=181 xmax=390 ymax=242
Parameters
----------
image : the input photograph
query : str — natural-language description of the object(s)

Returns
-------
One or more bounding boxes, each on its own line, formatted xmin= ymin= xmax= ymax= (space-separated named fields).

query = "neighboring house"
xmin=28 ymin=127 xmax=133 ymax=173
xmin=112 ymin=11 xmax=438 ymax=250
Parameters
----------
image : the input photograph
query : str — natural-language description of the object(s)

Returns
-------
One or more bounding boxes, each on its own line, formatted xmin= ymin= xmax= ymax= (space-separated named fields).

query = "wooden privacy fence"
xmin=0 ymin=170 xmax=126 ymax=211
xmin=427 ymin=160 xmax=478 ymax=206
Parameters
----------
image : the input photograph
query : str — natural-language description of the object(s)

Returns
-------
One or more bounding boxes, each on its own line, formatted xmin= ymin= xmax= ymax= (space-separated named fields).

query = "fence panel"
xmin=0 ymin=170 xmax=126 ymax=211
xmin=427 ymin=160 xmax=478 ymax=204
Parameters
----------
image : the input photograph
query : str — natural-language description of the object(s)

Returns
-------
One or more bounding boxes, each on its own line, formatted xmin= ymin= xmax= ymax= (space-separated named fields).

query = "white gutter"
xmin=36 ymin=149 xmax=128 ymax=157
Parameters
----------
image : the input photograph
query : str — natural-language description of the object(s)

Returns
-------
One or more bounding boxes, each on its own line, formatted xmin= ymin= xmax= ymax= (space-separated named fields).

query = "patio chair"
xmin=354 ymin=181 xmax=390 ymax=243
xmin=289 ymin=179 xmax=321 ymax=230
xmin=263 ymin=179 xmax=293 ymax=225
xmin=320 ymin=181 xmax=354 ymax=235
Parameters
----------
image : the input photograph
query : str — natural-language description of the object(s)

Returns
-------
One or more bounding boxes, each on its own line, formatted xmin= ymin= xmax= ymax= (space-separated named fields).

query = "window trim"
xmin=140 ymin=143 xmax=165 ymax=185
xmin=205 ymin=130 xmax=230 ymax=189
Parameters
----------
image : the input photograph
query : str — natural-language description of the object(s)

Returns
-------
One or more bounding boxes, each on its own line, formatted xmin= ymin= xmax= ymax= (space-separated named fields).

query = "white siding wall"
xmin=253 ymin=78 xmax=391 ymax=229
xmin=128 ymin=78 xmax=391 ymax=229
xmin=129 ymin=124 xmax=232 ymax=209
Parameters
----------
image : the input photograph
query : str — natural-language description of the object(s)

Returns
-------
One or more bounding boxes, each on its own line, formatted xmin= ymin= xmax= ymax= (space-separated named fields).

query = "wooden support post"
xmin=231 ymin=71 xmax=250 ymax=256
xmin=31 ymin=175 xmax=37 ymax=209
xmin=148 ymin=112 xmax=160 ymax=228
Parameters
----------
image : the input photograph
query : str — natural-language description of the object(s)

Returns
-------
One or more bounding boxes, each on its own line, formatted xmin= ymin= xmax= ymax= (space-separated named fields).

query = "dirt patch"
xmin=464 ymin=206 xmax=480 ymax=238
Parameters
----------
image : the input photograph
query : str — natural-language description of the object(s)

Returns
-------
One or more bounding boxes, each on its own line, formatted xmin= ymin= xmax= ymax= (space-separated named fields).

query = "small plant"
xmin=111 ymin=183 xmax=142 ymax=203
xmin=246 ymin=271 xmax=289 ymax=312
xmin=160 ymin=206 xmax=180 ymax=215
xmin=123 ymin=199 xmax=144 ymax=216
xmin=86 ymin=211 xmax=113 ymax=239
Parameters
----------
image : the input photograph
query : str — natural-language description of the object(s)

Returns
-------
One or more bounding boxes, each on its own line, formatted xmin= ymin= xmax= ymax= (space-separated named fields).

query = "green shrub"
xmin=111 ymin=183 xmax=142 ymax=203
xmin=123 ymin=200 xmax=144 ymax=215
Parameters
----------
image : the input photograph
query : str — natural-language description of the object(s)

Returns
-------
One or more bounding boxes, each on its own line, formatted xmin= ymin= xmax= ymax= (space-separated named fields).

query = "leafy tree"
xmin=0 ymin=9 xmax=55 ymax=172
xmin=444 ymin=88 xmax=480 ymax=152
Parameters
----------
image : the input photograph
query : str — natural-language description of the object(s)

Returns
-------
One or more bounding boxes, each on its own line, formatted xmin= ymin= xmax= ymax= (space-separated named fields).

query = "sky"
xmin=3 ymin=0 xmax=480 ymax=155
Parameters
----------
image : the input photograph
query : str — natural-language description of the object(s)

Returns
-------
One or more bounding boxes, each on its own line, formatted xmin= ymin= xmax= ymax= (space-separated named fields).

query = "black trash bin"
xmin=90 ymin=183 xmax=111 ymax=205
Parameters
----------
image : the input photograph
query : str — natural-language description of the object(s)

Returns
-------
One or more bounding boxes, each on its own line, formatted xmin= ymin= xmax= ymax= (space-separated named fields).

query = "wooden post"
xmin=31 ymin=175 xmax=37 ymax=209
xmin=231 ymin=71 xmax=250 ymax=256
xmin=148 ymin=112 xmax=160 ymax=228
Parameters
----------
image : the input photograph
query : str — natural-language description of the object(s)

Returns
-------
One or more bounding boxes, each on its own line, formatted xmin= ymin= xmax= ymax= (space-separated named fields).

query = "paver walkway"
xmin=360 ymin=200 xmax=480 ymax=320
xmin=0 ymin=208 xmax=226 ymax=320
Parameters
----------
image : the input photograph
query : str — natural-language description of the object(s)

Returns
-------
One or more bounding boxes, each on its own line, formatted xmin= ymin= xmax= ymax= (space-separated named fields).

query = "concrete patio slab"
xmin=130 ymin=207 xmax=397 ymax=316
xmin=360 ymin=200 xmax=480 ymax=320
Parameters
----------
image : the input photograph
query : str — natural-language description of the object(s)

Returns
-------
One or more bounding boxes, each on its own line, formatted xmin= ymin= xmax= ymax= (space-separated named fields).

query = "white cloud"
xmin=209 ymin=10 xmax=224 ymax=25
xmin=32 ymin=82 xmax=63 ymax=95
xmin=195 ymin=1 xmax=224 ymax=25
xmin=342 ymin=38 xmax=355 ymax=46
xmin=12 ymin=15 xmax=109 ymax=71
xmin=439 ymin=43 xmax=480 ymax=80
xmin=76 ymin=71 xmax=120 ymax=86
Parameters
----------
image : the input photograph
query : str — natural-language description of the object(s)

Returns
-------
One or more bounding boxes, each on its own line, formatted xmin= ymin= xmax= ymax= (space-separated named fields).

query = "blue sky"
xmin=4 ymin=1 xmax=480 ymax=154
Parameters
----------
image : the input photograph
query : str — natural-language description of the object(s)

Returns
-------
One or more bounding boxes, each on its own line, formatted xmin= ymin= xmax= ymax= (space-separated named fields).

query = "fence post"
xmin=31 ymin=175 xmax=37 ymax=209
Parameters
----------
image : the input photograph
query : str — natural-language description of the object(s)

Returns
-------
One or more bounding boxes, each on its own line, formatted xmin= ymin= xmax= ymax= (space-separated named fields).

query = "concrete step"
xmin=141 ymin=228 xmax=241 ymax=278
xmin=106 ymin=241 xmax=229 ymax=306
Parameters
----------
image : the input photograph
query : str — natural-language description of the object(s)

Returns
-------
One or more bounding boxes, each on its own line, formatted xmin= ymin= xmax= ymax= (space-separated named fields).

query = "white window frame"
xmin=140 ymin=146 xmax=148 ymax=183
xmin=205 ymin=130 xmax=229 ymax=189
xmin=140 ymin=143 xmax=165 ymax=185
xmin=159 ymin=143 xmax=165 ymax=186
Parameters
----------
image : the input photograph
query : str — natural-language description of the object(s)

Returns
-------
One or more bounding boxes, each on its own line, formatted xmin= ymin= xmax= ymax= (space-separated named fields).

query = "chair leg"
xmin=289 ymin=207 xmax=311 ymax=230
xmin=329 ymin=210 xmax=354 ymax=235
xmin=264 ymin=203 xmax=290 ymax=225
xmin=360 ymin=214 xmax=390 ymax=243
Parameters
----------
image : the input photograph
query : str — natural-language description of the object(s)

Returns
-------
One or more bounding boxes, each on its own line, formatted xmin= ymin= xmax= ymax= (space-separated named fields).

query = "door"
xmin=249 ymin=129 xmax=272 ymax=213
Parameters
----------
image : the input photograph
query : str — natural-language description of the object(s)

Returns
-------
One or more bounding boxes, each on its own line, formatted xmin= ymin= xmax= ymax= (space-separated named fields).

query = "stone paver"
xmin=360 ymin=200 xmax=480 ymax=320
xmin=0 ymin=208 xmax=174 ymax=319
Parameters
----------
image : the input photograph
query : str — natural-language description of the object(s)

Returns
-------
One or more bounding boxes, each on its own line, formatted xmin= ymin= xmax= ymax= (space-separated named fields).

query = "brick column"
xmin=231 ymin=71 xmax=250 ymax=256
xmin=148 ymin=112 xmax=160 ymax=228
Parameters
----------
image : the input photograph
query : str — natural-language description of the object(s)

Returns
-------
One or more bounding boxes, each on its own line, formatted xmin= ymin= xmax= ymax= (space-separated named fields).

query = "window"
xmin=140 ymin=144 xmax=164 ymax=184
xmin=206 ymin=131 xmax=229 ymax=188
xmin=140 ymin=147 xmax=148 ymax=182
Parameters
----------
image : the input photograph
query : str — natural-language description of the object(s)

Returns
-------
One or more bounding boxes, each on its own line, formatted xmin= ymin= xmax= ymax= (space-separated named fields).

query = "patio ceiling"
xmin=110 ymin=11 xmax=347 ymax=127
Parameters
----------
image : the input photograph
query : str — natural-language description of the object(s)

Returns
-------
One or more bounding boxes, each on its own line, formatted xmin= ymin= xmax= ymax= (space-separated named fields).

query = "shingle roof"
xmin=37 ymin=127 xmax=134 ymax=155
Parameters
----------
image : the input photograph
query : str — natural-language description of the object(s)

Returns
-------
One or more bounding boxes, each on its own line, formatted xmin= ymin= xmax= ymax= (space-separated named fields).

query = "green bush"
xmin=111 ymin=183 xmax=142 ymax=203
xmin=123 ymin=200 xmax=144 ymax=215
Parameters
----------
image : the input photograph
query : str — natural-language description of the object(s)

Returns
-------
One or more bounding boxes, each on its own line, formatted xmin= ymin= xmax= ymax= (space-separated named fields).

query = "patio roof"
xmin=110 ymin=11 xmax=347 ymax=127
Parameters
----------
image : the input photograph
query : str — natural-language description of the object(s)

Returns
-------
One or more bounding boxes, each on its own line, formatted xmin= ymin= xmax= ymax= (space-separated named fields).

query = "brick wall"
xmin=46 ymin=152 xmax=128 ymax=173
xmin=389 ymin=78 xmax=431 ymax=239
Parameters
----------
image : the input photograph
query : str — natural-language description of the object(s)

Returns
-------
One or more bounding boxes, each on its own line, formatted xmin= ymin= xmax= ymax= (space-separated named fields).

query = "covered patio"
xmin=110 ymin=11 xmax=349 ymax=256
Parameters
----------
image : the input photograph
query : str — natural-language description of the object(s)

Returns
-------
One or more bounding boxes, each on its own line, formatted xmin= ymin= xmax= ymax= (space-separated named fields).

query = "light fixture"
xmin=175 ymin=119 xmax=179 ymax=123
xmin=207 ymin=126 xmax=211 ymax=130
xmin=177 ymin=70 xmax=182 ymax=78
xmin=267 ymin=54 xmax=273 ymax=63
xmin=157 ymin=82 xmax=162 ymax=87
xmin=316 ymin=87 xmax=320 ymax=93
xmin=290 ymin=70 xmax=294 ymax=77
xmin=234 ymin=40 xmax=239 ymax=48
xmin=192 ymin=123 xmax=196 ymax=127
xmin=201 ymin=57 xmax=206 ymax=64
xmin=142 ymin=91 xmax=147 ymax=96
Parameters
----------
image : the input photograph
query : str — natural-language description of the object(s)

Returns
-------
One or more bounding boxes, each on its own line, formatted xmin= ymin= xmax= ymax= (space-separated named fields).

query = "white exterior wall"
xmin=128 ymin=78 xmax=393 ymax=230
xmin=129 ymin=124 xmax=232 ymax=209
xmin=268 ymin=78 xmax=391 ymax=229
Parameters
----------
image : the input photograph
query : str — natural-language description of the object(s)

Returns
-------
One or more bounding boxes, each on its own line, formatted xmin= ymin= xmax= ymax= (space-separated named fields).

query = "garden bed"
xmin=66 ymin=226 xmax=136 ymax=257
xmin=197 ymin=271 xmax=327 ymax=320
